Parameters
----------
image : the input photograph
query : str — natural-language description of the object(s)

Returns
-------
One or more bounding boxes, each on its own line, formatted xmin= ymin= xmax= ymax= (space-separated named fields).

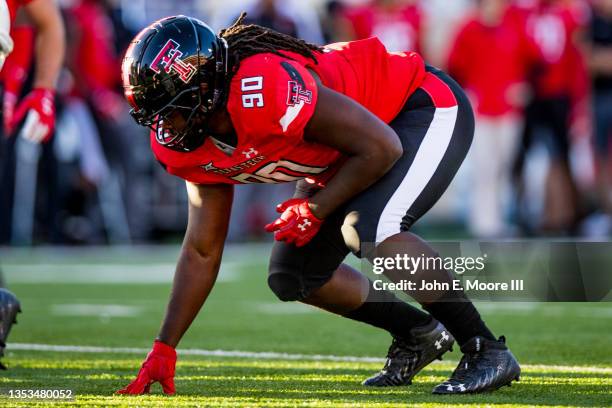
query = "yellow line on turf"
xmin=8 ymin=343 xmax=612 ymax=374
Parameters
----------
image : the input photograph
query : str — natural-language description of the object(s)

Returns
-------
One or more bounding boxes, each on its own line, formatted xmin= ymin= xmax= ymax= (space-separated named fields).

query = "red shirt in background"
xmin=447 ymin=8 xmax=538 ymax=117
xmin=67 ymin=0 xmax=119 ymax=94
xmin=514 ymin=0 xmax=590 ymax=98
xmin=343 ymin=2 xmax=423 ymax=53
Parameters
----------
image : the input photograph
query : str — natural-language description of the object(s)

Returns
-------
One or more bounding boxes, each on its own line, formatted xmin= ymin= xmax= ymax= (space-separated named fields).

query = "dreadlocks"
xmin=219 ymin=12 xmax=324 ymax=79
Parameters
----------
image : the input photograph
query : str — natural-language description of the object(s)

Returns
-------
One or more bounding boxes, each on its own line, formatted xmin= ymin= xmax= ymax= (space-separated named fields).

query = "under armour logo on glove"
xmin=117 ymin=340 xmax=176 ymax=395
xmin=265 ymin=198 xmax=323 ymax=247
xmin=11 ymin=88 xmax=56 ymax=144
xmin=297 ymin=219 xmax=311 ymax=232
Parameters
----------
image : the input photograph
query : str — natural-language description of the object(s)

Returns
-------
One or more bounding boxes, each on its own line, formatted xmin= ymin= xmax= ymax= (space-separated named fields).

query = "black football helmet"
xmin=121 ymin=15 xmax=228 ymax=152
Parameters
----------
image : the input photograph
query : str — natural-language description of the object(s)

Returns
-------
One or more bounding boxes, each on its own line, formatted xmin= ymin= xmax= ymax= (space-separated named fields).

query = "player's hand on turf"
xmin=265 ymin=198 xmax=323 ymax=247
xmin=11 ymin=88 xmax=56 ymax=143
xmin=117 ymin=340 xmax=176 ymax=395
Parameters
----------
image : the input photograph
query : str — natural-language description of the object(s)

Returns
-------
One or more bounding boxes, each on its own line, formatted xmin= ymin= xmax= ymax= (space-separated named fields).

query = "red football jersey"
xmin=68 ymin=0 xmax=119 ymax=93
xmin=517 ymin=0 xmax=589 ymax=97
xmin=153 ymin=37 xmax=426 ymax=185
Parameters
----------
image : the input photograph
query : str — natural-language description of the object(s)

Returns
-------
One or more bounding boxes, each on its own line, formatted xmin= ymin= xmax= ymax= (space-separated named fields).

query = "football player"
xmin=0 ymin=0 xmax=22 ymax=370
xmin=118 ymin=14 xmax=520 ymax=396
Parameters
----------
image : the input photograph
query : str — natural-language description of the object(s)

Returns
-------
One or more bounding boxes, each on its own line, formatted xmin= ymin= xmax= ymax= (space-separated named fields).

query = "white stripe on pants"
xmin=375 ymin=106 xmax=459 ymax=243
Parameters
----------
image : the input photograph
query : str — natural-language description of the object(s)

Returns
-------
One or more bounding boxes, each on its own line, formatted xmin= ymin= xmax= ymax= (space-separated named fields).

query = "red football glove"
xmin=11 ymin=88 xmax=56 ymax=144
xmin=265 ymin=198 xmax=323 ymax=247
xmin=117 ymin=340 xmax=176 ymax=395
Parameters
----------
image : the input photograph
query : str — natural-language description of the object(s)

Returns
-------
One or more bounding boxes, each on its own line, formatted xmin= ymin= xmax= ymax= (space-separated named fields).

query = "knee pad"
xmin=267 ymin=267 xmax=304 ymax=302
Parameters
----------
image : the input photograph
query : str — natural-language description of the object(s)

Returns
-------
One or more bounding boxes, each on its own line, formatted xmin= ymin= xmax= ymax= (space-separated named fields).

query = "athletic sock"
xmin=343 ymin=281 xmax=432 ymax=339
xmin=423 ymin=298 xmax=496 ymax=345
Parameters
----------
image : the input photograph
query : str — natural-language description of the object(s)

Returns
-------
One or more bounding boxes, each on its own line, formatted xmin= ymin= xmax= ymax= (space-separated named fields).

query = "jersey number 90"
xmin=241 ymin=76 xmax=264 ymax=108
xmin=231 ymin=159 xmax=327 ymax=184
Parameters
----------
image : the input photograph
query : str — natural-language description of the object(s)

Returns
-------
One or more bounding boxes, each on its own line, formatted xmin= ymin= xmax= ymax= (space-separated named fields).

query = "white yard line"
xmin=7 ymin=343 xmax=612 ymax=374
xmin=50 ymin=304 xmax=143 ymax=317
xmin=254 ymin=302 xmax=317 ymax=315
xmin=1 ymin=263 xmax=241 ymax=283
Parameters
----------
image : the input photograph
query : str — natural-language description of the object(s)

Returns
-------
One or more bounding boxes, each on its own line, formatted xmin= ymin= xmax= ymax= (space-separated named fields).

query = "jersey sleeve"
xmin=227 ymin=54 xmax=319 ymax=143
xmin=150 ymin=131 xmax=236 ymax=185
xmin=165 ymin=165 xmax=235 ymax=184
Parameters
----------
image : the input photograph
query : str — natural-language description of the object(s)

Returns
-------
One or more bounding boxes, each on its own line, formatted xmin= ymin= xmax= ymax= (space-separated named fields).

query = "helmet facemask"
xmin=131 ymin=85 xmax=208 ymax=152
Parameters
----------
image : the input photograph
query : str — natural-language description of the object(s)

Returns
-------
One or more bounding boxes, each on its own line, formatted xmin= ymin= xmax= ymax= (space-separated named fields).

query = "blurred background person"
xmin=0 ymin=0 xmax=65 ymax=244
xmin=512 ymin=0 xmax=590 ymax=235
xmin=237 ymin=0 xmax=298 ymax=37
xmin=321 ymin=1 xmax=354 ymax=43
xmin=57 ymin=0 xmax=144 ymax=244
xmin=420 ymin=0 xmax=471 ymax=67
xmin=588 ymin=0 xmax=612 ymax=234
xmin=447 ymin=0 xmax=538 ymax=237
xmin=209 ymin=0 xmax=324 ymax=44
xmin=341 ymin=0 xmax=424 ymax=53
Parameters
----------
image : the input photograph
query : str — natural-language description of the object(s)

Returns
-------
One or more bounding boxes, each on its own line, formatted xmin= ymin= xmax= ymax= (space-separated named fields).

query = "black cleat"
xmin=363 ymin=319 xmax=454 ymax=386
xmin=0 ymin=288 xmax=22 ymax=370
xmin=432 ymin=336 xmax=520 ymax=394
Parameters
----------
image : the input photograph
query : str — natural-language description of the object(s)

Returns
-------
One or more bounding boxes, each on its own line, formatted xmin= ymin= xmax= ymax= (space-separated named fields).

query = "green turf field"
xmin=0 ymin=245 xmax=610 ymax=407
